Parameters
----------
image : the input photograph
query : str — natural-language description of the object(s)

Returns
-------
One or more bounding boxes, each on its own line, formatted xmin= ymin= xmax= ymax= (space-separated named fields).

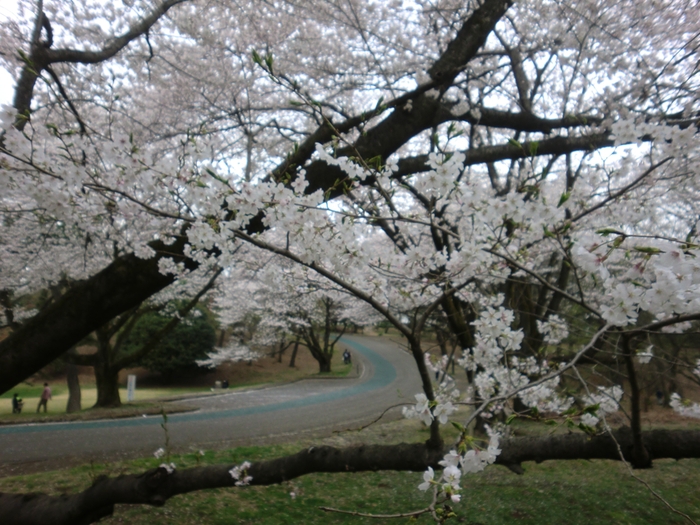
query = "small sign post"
xmin=127 ymin=374 xmax=136 ymax=402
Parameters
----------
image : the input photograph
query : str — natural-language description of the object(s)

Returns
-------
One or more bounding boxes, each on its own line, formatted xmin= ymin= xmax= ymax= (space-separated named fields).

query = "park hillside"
xmin=2 ymin=0 xmax=700 ymax=523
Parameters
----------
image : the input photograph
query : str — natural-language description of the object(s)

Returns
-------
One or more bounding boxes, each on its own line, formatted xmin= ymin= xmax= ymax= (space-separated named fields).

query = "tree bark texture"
xmin=2 ymin=428 xmax=700 ymax=525
xmin=93 ymin=363 xmax=121 ymax=408
xmin=289 ymin=339 xmax=300 ymax=367
xmin=65 ymin=362 xmax=82 ymax=413
xmin=622 ymin=336 xmax=652 ymax=468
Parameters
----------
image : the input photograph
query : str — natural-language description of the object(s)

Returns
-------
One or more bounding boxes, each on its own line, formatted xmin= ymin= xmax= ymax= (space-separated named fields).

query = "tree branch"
xmin=393 ymin=132 xmax=613 ymax=178
xmin=13 ymin=0 xmax=189 ymax=123
xmin=3 ymin=429 xmax=700 ymax=525
xmin=0 ymin=235 xmax=196 ymax=394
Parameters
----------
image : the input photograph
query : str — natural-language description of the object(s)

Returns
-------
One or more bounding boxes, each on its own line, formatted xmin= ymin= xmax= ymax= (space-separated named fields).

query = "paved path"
xmin=0 ymin=336 xmax=421 ymax=475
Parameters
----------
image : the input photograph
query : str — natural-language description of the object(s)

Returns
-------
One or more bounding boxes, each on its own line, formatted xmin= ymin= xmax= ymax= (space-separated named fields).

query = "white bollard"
xmin=127 ymin=374 xmax=136 ymax=402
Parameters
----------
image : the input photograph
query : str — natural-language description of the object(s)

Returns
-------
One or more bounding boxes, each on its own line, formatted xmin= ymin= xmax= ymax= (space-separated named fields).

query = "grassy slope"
xmin=0 ymin=342 xmax=351 ymax=421
xmin=0 ymin=416 xmax=699 ymax=524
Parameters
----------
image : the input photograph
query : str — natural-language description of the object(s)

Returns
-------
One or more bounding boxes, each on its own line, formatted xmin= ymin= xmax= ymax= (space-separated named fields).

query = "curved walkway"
xmin=0 ymin=335 xmax=421 ymax=475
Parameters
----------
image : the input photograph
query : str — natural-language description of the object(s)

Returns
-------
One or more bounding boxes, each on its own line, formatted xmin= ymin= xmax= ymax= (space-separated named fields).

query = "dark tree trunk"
xmin=94 ymin=365 xmax=121 ymax=408
xmin=623 ymin=336 xmax=651 ymax=468
xmin=277 ymin=340 xmax=286 ymax=363
xmin=318 ymin=357 xmax=331 ymax=373
xmin=436 ymin=328 xmax=448 ymax=356
xmin=217 ymin=328 xmax=226 ymax=348
xmin=65 ymin=363 xmax=82 ymax=413
xmin=302 ymin=328 xmax=334 ymax=374
xmin=289 ymin=339 xmax=300 ymax=367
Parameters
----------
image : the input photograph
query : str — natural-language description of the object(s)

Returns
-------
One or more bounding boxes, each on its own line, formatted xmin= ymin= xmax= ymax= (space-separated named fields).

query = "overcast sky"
xmin=0 ymin=0 xmax=18 ymax=106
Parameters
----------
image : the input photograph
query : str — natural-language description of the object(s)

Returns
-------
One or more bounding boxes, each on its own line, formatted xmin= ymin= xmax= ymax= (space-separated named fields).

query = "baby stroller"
xmin=12 ymin=394 xmax=23 ymax=414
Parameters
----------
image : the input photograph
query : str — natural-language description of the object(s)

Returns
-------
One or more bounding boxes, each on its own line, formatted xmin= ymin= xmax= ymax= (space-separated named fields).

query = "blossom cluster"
xmin=636 ymin=345 xmax=654 ymax=365
xmin=419 ymin=432 xmax=501 ymax=499
xmin=536 ymin=315 xmax=569 ymax=345
xmin=196 ymin=342 xmax=262 ymax=369
xmin=669 ymin=394 xmax=700 ymax=419
xmin=402 ymin=386 xmax=459 ymax=426
xmin=573 ymin=236 xmax=700 ymax=328
xmin=159 ymin=463 xmax=177 ymax=474
xmin=229 ymin=461 xmax=253 ymax=486
xmin=424 ymin=353 xmax=451 ymax=382
xmin=581 ymin=386 xmax=624 ymax=427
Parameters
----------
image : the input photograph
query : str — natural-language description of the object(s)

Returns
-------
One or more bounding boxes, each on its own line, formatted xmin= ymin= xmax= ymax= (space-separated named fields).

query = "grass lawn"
xmin=102 ymin=456 xmax=700 ymax=524
xmin=0 ymin=340 xmax=355 ymax=421
xmin=1 ymin=415 xmax=699 ymax=524
xmin=0 ymin=386 xmax=210 ymax=421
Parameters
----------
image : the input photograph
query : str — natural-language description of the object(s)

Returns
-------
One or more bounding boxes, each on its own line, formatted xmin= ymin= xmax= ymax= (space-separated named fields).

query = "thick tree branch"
xmin=394 ymin=132 xmax=613 ymax=177
xmin=44 ymin=0 xmax=189 ymax=65
xmin=0 ymin=236 xmax=196 ymax=394
xmin=13 ymin=0 xmax=189 ymax=123
xmin=623 ymin=312 xmax=700 ymax=335
xmin=3 ymin=429 xmax=700 ymax=525
xmin=428 ymin=0 xmax=513 ymax=83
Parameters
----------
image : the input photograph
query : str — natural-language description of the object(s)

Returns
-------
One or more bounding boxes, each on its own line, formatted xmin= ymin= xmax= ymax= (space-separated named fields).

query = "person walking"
xmin=36 ymin=383 xmax=52 ymax=413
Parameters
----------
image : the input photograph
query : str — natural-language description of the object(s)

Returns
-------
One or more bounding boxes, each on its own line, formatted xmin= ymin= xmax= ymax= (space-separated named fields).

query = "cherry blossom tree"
xmin=2 ymin=0 xmax=700 ymax=523
xmin=201 ymin=250 xmax=382 ymax=371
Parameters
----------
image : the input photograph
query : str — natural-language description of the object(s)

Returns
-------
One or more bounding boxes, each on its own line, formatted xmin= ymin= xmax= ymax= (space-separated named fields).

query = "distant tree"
xmin=126 ymin=309 xmax=217 ymax=381
xmin=66 ymin=269 xmax=221 ymax=406
xmin=213 ymin=255 xmax=381 ymax=373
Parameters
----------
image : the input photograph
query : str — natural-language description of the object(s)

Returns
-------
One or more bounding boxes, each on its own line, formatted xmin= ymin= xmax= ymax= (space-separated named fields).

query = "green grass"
xmin=317 ymin=363 xmax=354 ymax=378
xmin=0 ymin=401 xmax=198 ymax=424
xmin=0 ymin=385 xmax=209 ymax=401
xmin=1 ymin=417 xmax=699 ymax=525
xmin=0 ymin=384 xmax=67 ymax=400
xmin=0 ymin=386 xmax=210 ymax=421
xmin=2 ymin=446 xmax=699 ymax=524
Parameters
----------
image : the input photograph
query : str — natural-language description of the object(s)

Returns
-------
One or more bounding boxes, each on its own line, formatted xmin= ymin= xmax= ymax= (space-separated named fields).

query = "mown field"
xmin=1 ymin=414 xmax=700 ymax=525
xmin=0 ymin=341 xmax=352 ymax=422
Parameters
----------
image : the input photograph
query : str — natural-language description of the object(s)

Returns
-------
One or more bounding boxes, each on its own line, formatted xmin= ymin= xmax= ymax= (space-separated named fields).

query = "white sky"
xmin=0 ymin=0 xmax=19 ymax=106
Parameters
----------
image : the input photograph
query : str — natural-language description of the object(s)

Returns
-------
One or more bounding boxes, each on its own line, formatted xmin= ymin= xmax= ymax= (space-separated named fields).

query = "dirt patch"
xmin=23 ymin=341 xmax=334 ymax=390
xmin=637 ymin=405 xmax=700 ymax=428
xmin=120 ymin=343 xmax=333 ymax=388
